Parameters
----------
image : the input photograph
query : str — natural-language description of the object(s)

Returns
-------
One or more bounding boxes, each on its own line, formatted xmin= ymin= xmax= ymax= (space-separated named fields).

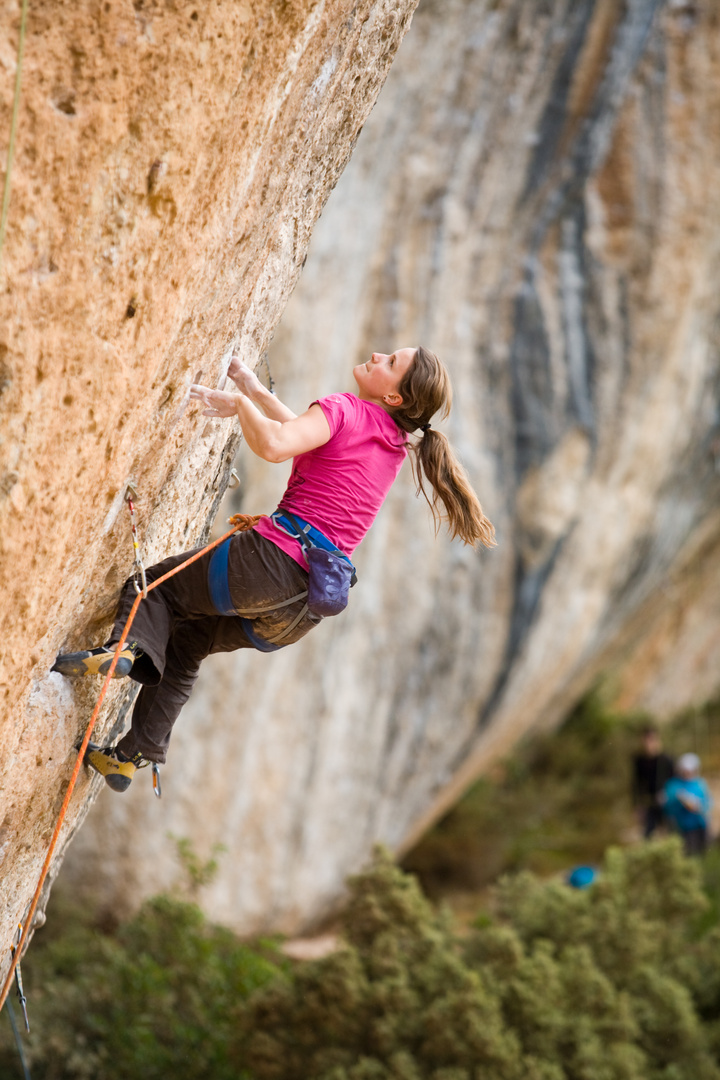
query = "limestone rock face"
xmin=0 ymin=0 xmax=418 ymax=974
xmin=56 ymin=0 xmax=720 ymax=935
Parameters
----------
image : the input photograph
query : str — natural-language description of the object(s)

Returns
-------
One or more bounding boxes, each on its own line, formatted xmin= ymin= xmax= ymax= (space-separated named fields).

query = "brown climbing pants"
xmin=110 ymin=529 xmax=319 ymax=764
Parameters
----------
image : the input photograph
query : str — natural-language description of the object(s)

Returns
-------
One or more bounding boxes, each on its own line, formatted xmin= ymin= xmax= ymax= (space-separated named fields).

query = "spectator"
xmin=632 ymin=726 xmax=674 ymax=838
xmin=662 ymin=753 xmax=712 ymax=856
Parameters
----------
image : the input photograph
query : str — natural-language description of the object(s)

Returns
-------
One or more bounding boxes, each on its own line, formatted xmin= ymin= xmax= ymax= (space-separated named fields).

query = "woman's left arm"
xmin=227 ymin=356 xmax=298 ymax=423
xmin=190 ymin=384 xmax=331 ymax=462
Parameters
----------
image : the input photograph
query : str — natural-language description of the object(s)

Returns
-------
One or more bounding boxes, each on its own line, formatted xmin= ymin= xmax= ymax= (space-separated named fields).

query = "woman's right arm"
xmin=228 ymin=356 xmax=297 ymax=422
xmin=189 ymin=384 xmax=331 ymax=463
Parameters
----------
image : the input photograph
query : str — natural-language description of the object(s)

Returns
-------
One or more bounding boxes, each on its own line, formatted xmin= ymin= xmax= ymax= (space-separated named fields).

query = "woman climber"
xmin=52 ymin=347 xmax=496 ymax=791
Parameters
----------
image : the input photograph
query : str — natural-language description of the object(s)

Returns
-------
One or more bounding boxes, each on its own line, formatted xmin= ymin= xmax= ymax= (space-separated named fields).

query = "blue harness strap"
xmin=238 ymin=619 xmax=284 ymax=653
xmin=207 ymin=535 xmax=286 ymax=652
xmin=272 ymin=511 xmax=357 ymax=583
xmin=208 ymin=538 xmax=236 ymax=616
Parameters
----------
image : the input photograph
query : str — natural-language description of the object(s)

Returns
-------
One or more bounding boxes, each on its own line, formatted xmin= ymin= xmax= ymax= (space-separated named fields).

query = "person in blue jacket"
xmin=662 ymin=752 xmax=712 ymax=856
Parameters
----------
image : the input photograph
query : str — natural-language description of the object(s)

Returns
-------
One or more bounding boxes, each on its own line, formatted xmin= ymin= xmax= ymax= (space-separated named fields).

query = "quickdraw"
xmin=5 ymin=999 xmax=31 ymax=1080
xmin=125 ymin=483 xmax=147 ymax=598
xmin=10 ymin=924 xmax=28 ymax=1033
xmin=151 ymin=762 xmax=162 ymax=799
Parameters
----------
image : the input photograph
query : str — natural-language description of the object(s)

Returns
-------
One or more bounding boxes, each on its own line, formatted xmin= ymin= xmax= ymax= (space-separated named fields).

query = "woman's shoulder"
xmin=315 ymin=393 xmax=406 ymax=451
xmin=313 ymin=392 xmax=359 ymax=437
xmin=315 ymin=393 xmax=392 ymax=427
xmin=316 ymin=391 xmax=357 ymax=412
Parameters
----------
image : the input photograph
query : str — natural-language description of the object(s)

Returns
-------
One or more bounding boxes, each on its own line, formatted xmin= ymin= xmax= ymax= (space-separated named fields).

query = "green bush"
xmin=234 ymin=849 xmax=519 ymax=1080
xmin=4 ymin=843 xmax=720 ymax=1079
xmin=233 ymin=844 xmax=720 ymax=1080
xmin=5 ymin=692 xmax=720 ymax=1080
xmin=472 ymin=841 xmax=720 ymax=1079
xmin=0 ymin=893 xmax=281 ymax=1080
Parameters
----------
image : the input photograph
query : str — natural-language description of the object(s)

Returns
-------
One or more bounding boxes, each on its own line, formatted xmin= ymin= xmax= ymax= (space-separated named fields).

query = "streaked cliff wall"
xmin=64 ymin=0 xmax=720 ymax=934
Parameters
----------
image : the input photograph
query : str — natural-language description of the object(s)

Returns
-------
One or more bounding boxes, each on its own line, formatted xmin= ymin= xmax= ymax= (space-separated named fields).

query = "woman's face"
xmin=353 ymin=348 xmax=416 ymax=407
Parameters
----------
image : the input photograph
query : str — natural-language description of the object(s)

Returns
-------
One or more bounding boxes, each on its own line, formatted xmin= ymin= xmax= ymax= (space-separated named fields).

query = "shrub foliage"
xmin=3 ymin=843 xmax=720 ymax=1079
xmin=0 ymin=894 xmax=278 ymax=1080
xmin=235 ymin=843 xmax=720 ymax=1080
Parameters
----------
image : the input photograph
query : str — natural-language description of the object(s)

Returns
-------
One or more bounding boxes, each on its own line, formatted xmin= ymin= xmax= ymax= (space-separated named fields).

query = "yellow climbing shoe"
xmin=52 ymin=642 xmax=141 ymax=680
xmin=85 ymin=744 xmax=148 ymax=792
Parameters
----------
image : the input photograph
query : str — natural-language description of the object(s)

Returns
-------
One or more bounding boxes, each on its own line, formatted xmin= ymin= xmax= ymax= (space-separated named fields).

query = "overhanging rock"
xmin=0 ymin=0 xmax=418 ymax=976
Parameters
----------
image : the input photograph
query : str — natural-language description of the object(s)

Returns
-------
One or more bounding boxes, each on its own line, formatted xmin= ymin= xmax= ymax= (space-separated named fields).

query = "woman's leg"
xmin=109 ymin=531 xmax=314 ymax=763
xmin=68 ymin=530 xmax=318 ymax=786
xmin=52 ymin=545 xmax=219 ymax=682
xmin=115 ymin=614 xmax=250 ymax=763
xmin=108 ymin=545 xmax=221 ymax=685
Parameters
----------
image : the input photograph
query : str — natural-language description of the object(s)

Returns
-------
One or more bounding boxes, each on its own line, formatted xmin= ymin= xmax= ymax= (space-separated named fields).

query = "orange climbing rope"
xmin=0 ymin=512 xmax=261 ymax=1013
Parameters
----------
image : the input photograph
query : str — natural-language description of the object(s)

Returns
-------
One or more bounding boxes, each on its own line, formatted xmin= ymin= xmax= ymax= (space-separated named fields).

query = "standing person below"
xmin=662 ymin=753 xmax=712 ymax=856
xmin=631 ymin=726 xmax=674 ymax=838
xmin=53 ymin=347 xmax=496 ymax=791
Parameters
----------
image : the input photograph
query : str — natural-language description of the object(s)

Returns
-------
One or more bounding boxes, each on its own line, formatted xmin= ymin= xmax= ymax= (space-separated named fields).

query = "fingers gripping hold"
xmin=189 ymin=384 xmax=240 ymax=418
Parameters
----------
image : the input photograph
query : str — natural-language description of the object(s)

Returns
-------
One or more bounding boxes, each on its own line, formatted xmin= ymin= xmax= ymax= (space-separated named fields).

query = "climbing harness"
xmin=207 ymin=513 xmax=308 ymax=651
xmin=0 ymin=0 xmax=29 ymax=276
xmin=0 ymin=513 xmax=259 ymax=1015
xmin=272 ymin=511 xmax=356 ymax=578
xmin=206 ymin=509 xmax=357 ymax=647
xmin=125 ymin=484 xmax=147 ymax=597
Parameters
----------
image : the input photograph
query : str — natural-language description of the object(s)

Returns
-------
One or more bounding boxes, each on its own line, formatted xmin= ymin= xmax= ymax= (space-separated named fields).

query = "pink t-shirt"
xmin=254 ymin=393 xmax=407 ymax=567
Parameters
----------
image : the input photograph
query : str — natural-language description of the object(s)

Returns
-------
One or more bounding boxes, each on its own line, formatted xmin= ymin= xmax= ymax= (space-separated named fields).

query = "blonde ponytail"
xmin=392 ymin=347 xmax=496 ymax=549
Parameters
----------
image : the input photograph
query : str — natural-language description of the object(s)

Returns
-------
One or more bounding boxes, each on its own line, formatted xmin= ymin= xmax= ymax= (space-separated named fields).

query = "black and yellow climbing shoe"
xmin=84 ymin=743 xmax=148 ymax=792
xmin=51 ymin=642 xmax=142 ymax=680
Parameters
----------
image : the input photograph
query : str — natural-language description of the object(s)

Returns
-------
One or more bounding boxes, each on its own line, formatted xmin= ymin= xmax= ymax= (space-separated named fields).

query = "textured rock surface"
xmin=0 ymin=0 xmax=418 ymax=973
xmin=63 ymin=0 xmax=720 ymax=935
